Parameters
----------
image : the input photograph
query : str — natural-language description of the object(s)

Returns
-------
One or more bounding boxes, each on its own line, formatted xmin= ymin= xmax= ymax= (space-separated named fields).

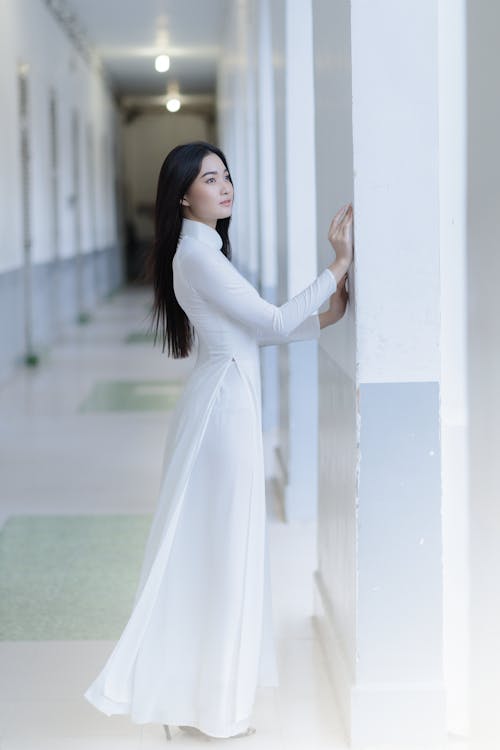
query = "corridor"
xmin=2 ymin=0 xmax=500 ymax=747
xmin=0 ymin=286 xmax=345 ymax=749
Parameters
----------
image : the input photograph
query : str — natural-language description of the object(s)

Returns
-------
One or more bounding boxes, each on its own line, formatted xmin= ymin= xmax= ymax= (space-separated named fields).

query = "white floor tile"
xmin=0 ymin=699 xmax=141 ymax=739
xmin=0 ymin=738 xmax=142 ymax=750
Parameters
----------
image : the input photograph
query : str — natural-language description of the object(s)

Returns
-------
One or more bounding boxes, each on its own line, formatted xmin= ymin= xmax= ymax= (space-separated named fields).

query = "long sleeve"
xmin=179 ymin=238 xmax=337 ymax=342
xmin=256 ymin=313 xmax=321 ymax=347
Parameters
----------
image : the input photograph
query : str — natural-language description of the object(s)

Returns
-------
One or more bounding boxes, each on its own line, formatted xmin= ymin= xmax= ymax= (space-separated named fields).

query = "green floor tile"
xmin=79 ymin=379 xmax=183 ymax=412
xmin=0 ymin=514 xmax=152 ymax=640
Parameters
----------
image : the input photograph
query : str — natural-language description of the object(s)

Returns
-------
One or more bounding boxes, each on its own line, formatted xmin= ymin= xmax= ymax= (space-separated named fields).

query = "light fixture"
xmin=155 ymin=54 xmax=170 ymax=72
xmin=166 ymin=97 xmax=181 ymax=112
xmin=165 ymin=81 xmax=181 ymax=113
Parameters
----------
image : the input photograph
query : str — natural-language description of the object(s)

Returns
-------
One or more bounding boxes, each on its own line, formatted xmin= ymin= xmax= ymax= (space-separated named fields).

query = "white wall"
xmin=0 ymin=0 xmax=118 ymax=273
xmin=0 ymin=0 xmax=23 ymax=271
xmin=0 ymin=0 xmax=122 ymax=381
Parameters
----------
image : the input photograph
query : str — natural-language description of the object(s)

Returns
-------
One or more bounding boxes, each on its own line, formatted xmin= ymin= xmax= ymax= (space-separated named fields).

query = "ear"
xmin=180 ymin=196 xmax=190 ymax=206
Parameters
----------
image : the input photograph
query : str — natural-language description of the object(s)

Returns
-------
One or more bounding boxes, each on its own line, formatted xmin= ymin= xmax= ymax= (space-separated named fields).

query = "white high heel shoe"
xmin=163 ymin=723 xmax=256 ymax=741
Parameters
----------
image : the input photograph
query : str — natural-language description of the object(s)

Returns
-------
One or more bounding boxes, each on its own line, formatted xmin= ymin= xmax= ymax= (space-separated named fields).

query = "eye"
xmin=206 ymin=177 xmax=216 ymax=183
xmin=225 ymin=174 xmax=231 ymax=181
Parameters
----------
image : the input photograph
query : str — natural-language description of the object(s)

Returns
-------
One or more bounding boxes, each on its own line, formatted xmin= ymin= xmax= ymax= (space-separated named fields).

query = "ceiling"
xmin=62 ymin=0 xmax=229 ymax=98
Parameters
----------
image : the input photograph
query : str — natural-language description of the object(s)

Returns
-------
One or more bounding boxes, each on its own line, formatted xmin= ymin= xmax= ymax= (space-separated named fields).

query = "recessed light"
xmin=166 ymin=97 xmax=181 ymax=112
xmin=155 ymin=54 xmax=170 ymax=72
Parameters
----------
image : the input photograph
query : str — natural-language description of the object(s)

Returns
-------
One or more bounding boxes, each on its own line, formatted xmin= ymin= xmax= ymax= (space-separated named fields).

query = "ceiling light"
xmin=165 ymin=80 xmax=181 ymax=112
xmin=166 ymin=97 xmax=181 ymax=112
xmin=155 ymin=54 xmax=170 ymax=72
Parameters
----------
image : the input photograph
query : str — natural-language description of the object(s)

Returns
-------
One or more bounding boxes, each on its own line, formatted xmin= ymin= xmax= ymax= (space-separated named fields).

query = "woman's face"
xmin=181 ymin=153 xmax=233 ymax=228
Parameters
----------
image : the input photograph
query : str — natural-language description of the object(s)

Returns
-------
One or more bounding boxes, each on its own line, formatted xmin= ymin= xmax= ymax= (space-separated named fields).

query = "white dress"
xmin=83 ymin=217 xmax=337 ymax=738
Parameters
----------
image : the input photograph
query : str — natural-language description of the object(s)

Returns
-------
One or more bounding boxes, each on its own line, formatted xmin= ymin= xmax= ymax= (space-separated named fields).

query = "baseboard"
xmin=313 ymin=568 xmax=447 ymax=747
xmin=312 ymin=568 xmax=353 ymax=744
xmin=350 ymin=681 xmax=447 ymax=748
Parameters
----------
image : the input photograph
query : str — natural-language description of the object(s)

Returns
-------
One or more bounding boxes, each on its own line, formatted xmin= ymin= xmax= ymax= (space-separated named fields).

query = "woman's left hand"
xmin=328 ymin=272 xmax=349 ymax=323
xmin=319 ymin=272 xmax=349 ymax=329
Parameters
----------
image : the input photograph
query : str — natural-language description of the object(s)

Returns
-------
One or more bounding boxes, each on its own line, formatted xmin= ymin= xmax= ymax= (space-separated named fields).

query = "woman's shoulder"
xmin=175 ymin=234 xmax=225 ymax=267
xmin=177 ymin=232 xmax=204 ymax=250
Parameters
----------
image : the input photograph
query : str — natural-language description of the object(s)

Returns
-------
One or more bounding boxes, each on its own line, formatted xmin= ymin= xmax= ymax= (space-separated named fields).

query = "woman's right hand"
xmin=327 ymin=203 xmax=354 ymax=282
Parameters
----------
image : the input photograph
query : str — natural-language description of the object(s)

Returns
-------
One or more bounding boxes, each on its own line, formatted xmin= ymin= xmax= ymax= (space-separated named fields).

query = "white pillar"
xmin=256 ymin=0 xmax=280 ymax=455
xmin=217 ymin=0 xmax=258 ymax=278
xmin=438 ymin=0 xmax=469 ymax=737
xmin=312 ymin=0 xmax=446 ymax=745
xmin=281 ymin=0 xmax=319 ymax=520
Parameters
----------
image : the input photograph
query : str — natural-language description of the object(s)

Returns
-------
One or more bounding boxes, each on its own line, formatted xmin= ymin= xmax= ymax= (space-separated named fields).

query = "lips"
xmin=220 ymin=199 xmax=232 ymax=206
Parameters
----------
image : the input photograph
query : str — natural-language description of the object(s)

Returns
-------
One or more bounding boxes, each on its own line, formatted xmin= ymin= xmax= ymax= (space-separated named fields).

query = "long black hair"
xmin=145 ymin=141 xmax=233 ymax=358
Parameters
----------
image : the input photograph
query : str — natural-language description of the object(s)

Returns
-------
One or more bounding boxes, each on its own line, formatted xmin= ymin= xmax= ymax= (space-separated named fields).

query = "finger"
xmin=329 ymin=213 xmax=342 ymax=230
xmin=340 ymin=215 xmax=353 ymax=235
xmin=329 ymin=205 xmax=349 ymax=234
xmin=333 ymin=204 xmax=349 ymax=223
xmin=338 ymin=210 xmax=352 ymax=231
xmin=329 ymin=206 xmax=352 ymax=243
xmin=329 ymin=213 xmax=343 ymax=232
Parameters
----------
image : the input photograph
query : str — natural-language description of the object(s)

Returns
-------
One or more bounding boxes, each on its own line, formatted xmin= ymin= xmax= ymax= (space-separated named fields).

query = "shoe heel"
xmin=163 ymin=724 xmax=172 ymax=741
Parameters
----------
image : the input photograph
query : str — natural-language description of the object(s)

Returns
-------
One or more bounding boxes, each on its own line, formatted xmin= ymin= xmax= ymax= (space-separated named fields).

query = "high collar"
xmin=180 ymin=218 xmax=223 ymax=250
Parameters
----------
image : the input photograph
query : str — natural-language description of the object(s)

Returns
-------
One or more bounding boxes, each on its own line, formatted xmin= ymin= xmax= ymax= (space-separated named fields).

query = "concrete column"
xmin=217 ymin=0 xmax=259 ymax=281
xmin=256 ymin=0 xmax=280 ymax=459
xmin=438 ymin=0 xmax=469 ymax=738
xmin=312 ymin=1 xmax=446 ymax=746
xmin=218 ymin=0 xmax=282 ymax=478
xmin=280 ymin=0 xmax=319 ymax=520
xmin=466 ymin=2 xmax=500 ymax=747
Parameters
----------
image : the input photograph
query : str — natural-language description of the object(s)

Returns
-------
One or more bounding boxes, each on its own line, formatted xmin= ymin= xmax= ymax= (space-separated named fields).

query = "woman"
xmin=83 ymin=141 xmax=354 ymax=741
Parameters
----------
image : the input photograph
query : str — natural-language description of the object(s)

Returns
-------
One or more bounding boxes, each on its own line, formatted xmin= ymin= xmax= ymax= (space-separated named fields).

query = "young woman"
xmin=83 ymin=141 xmax=354 ymax=741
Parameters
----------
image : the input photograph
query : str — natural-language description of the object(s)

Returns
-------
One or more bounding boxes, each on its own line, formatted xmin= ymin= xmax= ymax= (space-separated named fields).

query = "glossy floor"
xmin=0 ymin=286 xmax=347 ymax=750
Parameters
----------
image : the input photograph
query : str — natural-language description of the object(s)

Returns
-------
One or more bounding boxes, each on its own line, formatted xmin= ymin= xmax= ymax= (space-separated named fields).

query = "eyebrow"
xmin=201 ymin=169 xmax=230 ymax=178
